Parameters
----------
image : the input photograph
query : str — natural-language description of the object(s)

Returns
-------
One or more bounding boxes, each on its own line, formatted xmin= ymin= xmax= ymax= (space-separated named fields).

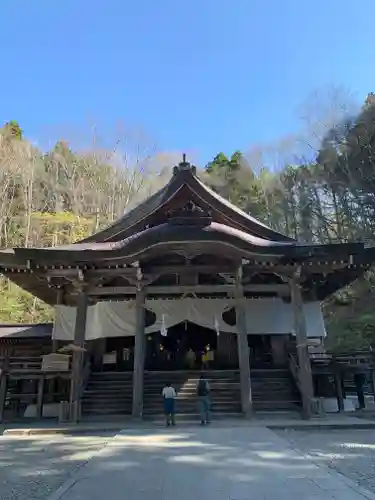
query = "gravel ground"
xmin=0 ymin=432 xmax=114 ymax=500
xmin=276 ymin=428 xmax=375 ymax=494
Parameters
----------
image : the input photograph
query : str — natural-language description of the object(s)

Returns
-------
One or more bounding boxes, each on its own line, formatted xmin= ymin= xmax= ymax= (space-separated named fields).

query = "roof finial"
xmin=173 ymin=153 xmax=197 ymax=176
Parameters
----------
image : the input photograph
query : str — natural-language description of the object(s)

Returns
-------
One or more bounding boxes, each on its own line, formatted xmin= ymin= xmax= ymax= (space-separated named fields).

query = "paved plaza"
xmin=3 ymin=424 xmax=375 ymax=500
xmin=50 ymin=426 xmax=375 ymax=500
xmin=0 ymin=432 xmax=113 ymax=500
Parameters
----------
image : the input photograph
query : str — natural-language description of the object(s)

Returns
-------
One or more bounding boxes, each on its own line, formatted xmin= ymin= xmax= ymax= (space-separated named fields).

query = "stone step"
xmin=81 ymin=408 xmax=131 ymax=415
xmin=145 ymin=382 xmax=238 ymax=387
xmin=83 ymin=368 xmax=300 ymax=417
xmin=83 ymin=394 xmax=131 ymax=400
xmin=82 ymin=405 xmax=132 ymax=412
xmin=82 ymin=400 xmax=132 ymax=407
xmin=143 ymin=406 xmax=242 ymax=414
xmin=85 ymin=384 xmax=132 ymax=390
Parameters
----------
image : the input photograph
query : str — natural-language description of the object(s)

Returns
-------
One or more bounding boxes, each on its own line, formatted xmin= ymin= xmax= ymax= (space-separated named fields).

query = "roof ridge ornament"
xmin=167 ymin=200 xmax=212 ymax=227
xmin=173 ymin=153 xmax=197 ymax=176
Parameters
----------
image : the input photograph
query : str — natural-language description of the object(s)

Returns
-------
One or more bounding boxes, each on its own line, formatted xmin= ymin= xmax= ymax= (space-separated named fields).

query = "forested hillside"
xmin=2 ymin=92 xmax=375 ymax=350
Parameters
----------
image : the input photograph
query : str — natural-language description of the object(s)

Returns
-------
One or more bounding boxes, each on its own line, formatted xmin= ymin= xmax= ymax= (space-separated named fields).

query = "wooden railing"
xmin=0 ymin=353 xmax=75 ymax=423
xmin=288 ymin=353 xmax=301 ymax=393
xmin=308 ymin=351 xmax=375 ymax=411
xmin=80 ymin=358 xmax=91 ymax=398
xmin=288 ymin=352 xmax=324 ymax=416
xmin=0 ymin=356 xmax=43 ymax=372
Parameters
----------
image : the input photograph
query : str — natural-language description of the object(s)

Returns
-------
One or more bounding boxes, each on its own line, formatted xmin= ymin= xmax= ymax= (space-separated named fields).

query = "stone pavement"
xmin=49 ymin=425 xmax=375 ymax=500
xmin=4 ymin=412 xmax=375 ymax=436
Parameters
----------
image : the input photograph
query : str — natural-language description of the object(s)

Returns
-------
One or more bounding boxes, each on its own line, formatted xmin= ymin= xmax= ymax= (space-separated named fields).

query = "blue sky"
xmin=1 ymin=1 xmax=374 ymax=165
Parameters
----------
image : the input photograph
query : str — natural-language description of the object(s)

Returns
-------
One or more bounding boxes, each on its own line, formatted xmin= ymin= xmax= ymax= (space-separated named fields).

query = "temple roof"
xmin=0 ymin=323 xmax=52 ymax=340
xmin=81 ymin=157 xmax=296 ymax=244
xmin=0 ymin=157 xmax=374 ymax=306
xmin=10 ymin=222 xmax=297 ymax=265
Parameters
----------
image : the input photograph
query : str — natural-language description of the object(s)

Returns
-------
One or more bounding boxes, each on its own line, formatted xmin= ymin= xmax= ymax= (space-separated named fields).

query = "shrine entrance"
xmin=145 ymin=321 xmax=218 ymax=371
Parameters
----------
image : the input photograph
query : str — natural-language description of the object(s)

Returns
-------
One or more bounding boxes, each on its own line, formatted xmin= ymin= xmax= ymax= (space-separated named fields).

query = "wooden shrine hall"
xmin=0 ymin=156 xmax=374 ymax=422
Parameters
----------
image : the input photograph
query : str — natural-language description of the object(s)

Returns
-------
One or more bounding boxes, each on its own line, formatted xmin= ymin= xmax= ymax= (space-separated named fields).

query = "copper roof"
xmin=10 ymin=221 xmax=298 ymax=265
xmin=80 ymin=160 xmax=296 ymax=243
xmin=0 ymin=323 xmax=52 ymax=339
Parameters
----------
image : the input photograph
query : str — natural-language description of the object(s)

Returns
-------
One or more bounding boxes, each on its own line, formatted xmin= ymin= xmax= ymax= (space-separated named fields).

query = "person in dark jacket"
xmin=197 ymin=375 xmax=210 ymax=425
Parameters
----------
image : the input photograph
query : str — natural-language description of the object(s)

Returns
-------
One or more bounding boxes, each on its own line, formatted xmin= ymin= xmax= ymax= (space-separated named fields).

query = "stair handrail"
xmin=288 ymin=353 xmax=301 ymax=394
xmin=79 ymin=355 xmax=91 ymax=398
xmin=75 ymin=355 xmax=92 ymax=420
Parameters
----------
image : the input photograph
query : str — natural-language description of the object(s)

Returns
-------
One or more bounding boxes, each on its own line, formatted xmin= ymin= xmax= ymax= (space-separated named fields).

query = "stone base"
xmin=24 ymin=403 xmax=60 ymax=418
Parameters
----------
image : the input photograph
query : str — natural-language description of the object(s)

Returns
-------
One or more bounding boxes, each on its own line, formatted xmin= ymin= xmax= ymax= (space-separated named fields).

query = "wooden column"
xmin=332 ymin=357 xmax=344 ymax=412
xmin=36 ymin=375 xmax=45 ymax=420
xmin=52 ymin=290 xmax=63 ymax=353
xmin=0 ymin=350 xmax=10 ymax=423
xmin=235 ymin=267 xmax=252 ymax=417
xmin=289 ymin=273 xmax=314 ymax=419
xmin=69 ymin=290 xmax=89 ymax=423
xmin=0 ymin=372 xmax=7 ymax=423
xmin=132 ymin=287 xmax=146 ymax=418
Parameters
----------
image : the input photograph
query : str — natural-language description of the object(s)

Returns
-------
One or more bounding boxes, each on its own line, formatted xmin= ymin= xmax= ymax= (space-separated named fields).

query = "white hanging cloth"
xmin=160 ymin=314 xmax=168 ymax=337
xmin=214 ymin=316 xmax=220 ymax=336
xmin=52 ymin=298 xmax=326 ymax=340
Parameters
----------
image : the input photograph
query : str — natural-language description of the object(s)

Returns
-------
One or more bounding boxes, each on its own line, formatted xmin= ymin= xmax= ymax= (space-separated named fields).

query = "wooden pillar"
xmin=69 ymin=291 xmax=88 ymax=423
xmin=0 ymin=372 xmax=7 ymax=423
xmin=0 ymin=350 xmax=10 ymax=423
xmin=270 ymin=335 xmax=288 ymax=367
xmin=289 ymin=273 xmax=314 ymax=419
xmin=92 ymin=338 xmax=106 ymax=371
xmin=217 ymin=332 xmax=231 ymax=368
xmin=52 ymin=339 xmax=59 ymax=353
xmin=52 ymin=289 xmax=63 ymax=353
xmin=332 ymin=357 xmax=344 ymax=412
xmin=132 ymin=287 xmax=146 ymax=418
xmin=36 ymin=375 xmax=45 ymax=420
xmin=235 ymin=266 xmax=252 ymax=417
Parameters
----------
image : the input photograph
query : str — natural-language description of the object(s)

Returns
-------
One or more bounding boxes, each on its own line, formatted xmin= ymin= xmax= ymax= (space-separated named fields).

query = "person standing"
xmin=197 ymin=375 xmax=210 ymax=425
xmin=162 ymin=382 xmax=176 ymax=426
xmin=186 ymin=348 xmax=196 ymax=369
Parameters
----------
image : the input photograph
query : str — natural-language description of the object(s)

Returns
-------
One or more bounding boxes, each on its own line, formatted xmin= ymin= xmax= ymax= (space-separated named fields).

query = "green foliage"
xmin=3 ymin=101 xmax=375 ymax=350
xmin=2 ymin=120 xmax=23 ymax=140
xmin=201 ymin=94 xmax=375 ymax=349
xmin=0 ymin=124 xmax=171 ymax=323
xmin=0 ymin=278 xmax=52 ymax=323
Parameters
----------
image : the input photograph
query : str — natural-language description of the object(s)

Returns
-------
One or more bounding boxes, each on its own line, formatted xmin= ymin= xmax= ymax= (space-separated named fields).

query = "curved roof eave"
xmin=80 ymin=170 xmax=182 ymax=243
xmin=189 ymin=174 xmax=295 ymax=242
xmin=12 ymin=222 xmax=297 ymax=265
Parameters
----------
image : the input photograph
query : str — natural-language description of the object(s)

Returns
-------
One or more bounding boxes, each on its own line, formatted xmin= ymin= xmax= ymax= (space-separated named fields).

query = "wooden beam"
xmin=87 ymin=283 xmax=289 ymax=296
xmin=39 ymin=264 xmax=236 ymax=279
xmin=36 ymin=375 xmax=45 ymax=420
xmin=69 ymin=291 xmax=88 ymax=423
xmin=39 ymin=267 xmax=136 ymax=279
xmin=0 ymin=372 xmax=7 ymax=423
xmin=132 ymin=287 xmax=146 ymax=418
xmin=143 ymin=265 xmax=236 ymax=275
xmin=289 ymin=272 xmax=314 ymax=419
xmin=235 ymin=266 xmax=252 ymax=417
xmin=32 ymin=262 xmax=352 ymax=277
xmin=243 ymin=263 xmax=350 ymax=275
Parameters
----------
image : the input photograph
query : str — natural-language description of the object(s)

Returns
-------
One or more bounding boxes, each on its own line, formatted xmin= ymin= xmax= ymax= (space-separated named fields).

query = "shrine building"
xmin=0 ymin=157 xmax=374 ymax=421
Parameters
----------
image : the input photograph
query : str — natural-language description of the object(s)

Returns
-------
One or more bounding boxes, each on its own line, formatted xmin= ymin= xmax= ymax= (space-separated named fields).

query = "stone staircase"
xmin=251 ymin=368 xmax=300 ymax=411
xmin=81 ymin=371 xmax=133 ymax=416
xmin=143 ymin=370 xmax=242 ymax=418
xmin=81 ymin=368 xmax=300 ymax=417
xmin=143 ymin=369 xmax=300 ymax=417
